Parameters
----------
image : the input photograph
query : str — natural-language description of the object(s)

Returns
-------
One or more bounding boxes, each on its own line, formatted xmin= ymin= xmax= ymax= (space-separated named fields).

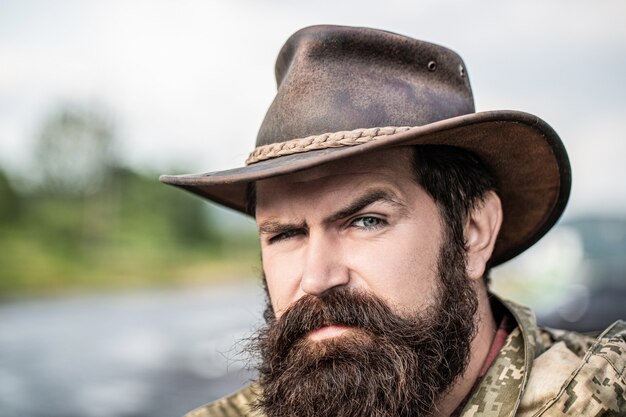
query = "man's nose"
xmin=300 ymin=231 xmax=350 ymax=296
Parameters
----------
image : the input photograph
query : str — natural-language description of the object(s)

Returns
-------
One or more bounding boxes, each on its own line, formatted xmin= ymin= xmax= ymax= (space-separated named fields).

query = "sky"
xmin=1 ymin=0 xmax=626 ymax=217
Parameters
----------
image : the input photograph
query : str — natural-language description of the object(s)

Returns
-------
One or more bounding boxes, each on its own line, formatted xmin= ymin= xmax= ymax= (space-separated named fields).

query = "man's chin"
xmin=256 ymin=325 xmax=442 ymax=417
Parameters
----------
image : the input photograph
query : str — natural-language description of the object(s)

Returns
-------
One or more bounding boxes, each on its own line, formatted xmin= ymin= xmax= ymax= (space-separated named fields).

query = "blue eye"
xmin=351 ymin=216 xmax=386 ymax=230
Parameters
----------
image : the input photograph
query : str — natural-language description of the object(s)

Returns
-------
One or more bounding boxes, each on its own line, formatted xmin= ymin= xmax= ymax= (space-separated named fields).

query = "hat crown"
xmin=256 ymin=25 xmax=475 ymax=147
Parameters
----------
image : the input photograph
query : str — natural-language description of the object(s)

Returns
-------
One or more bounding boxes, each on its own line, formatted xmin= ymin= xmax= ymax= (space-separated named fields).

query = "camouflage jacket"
xmin=184 ymin=297 xmax=626 ymax=417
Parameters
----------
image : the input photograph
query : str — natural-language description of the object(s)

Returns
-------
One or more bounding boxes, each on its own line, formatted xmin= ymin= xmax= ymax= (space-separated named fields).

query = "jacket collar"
xmin=459 ymin=294 xmax=541 ymax=417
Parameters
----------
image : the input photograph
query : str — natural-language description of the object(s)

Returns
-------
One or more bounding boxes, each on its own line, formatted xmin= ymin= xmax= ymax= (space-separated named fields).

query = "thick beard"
xmin=250 ymin=236 xmax=478 ymax=417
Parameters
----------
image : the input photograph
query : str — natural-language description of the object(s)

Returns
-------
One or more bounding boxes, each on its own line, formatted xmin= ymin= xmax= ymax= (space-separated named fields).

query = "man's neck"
xmin=435 ymin=284 xmax=497 ymax=417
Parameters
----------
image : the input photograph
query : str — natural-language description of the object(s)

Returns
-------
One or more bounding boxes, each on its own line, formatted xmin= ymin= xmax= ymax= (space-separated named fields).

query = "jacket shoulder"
xmin=538 ymin=325 xmax=597 ymax=357
xmin=184 ymin=384 xmax=263 ymax=417
xmin=518 ymin=320 xmax=626 ymax=416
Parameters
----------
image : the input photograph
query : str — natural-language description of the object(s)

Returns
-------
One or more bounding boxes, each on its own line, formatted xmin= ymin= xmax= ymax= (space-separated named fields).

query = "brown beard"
xmin=250 ymin=236 xmax=478 ymax=417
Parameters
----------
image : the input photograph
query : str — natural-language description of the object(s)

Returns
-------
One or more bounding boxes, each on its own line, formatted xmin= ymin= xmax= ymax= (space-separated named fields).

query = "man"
xmin=161 ymin=25 xmax=626 ymax=417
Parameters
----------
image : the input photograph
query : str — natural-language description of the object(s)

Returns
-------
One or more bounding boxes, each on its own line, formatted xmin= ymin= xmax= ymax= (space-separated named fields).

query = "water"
xmin=0 ymin=283 xmax=265 ymax=417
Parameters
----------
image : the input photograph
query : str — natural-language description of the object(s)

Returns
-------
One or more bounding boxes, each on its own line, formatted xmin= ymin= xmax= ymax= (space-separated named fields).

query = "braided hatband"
xmin=245 ymin=126 xmax=416 ymax=165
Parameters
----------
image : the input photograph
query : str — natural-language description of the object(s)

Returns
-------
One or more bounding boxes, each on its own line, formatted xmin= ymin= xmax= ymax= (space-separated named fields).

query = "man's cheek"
xmin=265 ymin=271 xmax=303 ymax=318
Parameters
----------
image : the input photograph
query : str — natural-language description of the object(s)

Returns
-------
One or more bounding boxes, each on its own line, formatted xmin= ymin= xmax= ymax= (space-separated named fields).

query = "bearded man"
xmin=161 ymin=25 xmax=626 ymax=417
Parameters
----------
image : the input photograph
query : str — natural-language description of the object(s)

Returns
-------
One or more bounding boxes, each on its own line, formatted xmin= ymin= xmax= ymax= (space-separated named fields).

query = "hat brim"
xmin=160 ymin=110 xmax=570 ymax=266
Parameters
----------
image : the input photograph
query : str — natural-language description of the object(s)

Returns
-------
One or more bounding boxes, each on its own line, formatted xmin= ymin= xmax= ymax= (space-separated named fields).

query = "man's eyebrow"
xmin=257 ymin=219 xmax=307 ymax=236
xmin=325 ymin=189 xmax=407 ymax=224
xmin=257 ymin=189 xmax=405 ymax=235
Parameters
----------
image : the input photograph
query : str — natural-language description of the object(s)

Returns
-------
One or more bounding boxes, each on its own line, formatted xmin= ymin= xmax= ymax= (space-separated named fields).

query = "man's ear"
xmin=464 ymin=191 xmax=503 ymax=281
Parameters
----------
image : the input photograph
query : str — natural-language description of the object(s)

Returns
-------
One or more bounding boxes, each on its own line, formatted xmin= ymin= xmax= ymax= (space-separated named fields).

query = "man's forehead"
xmin=253 ymin=147 xmax=421 ymax=222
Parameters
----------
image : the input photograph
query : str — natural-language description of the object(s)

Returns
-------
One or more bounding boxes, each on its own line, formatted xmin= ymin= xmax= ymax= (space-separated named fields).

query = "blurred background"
xmin=1 ymin=1 xmax=625 ymax=416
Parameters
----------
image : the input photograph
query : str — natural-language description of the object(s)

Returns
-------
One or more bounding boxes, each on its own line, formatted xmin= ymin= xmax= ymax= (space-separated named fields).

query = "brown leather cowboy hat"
xmin=160 ymin=24 xmax=571 ymax=266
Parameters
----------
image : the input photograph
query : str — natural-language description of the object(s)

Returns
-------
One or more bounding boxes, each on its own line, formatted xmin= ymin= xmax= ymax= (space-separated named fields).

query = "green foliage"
xmin=32 ymin=105 xmax=117 ymax=196
xmin=0 ymin=103 xmax=259 ymax=296
xmin=112 ymin=167 xmax=218 ymax=246
xmin=0 ymin=170 xmax=20 ymax=222
xmin=0 ymin=167 xmax=259 ymax=296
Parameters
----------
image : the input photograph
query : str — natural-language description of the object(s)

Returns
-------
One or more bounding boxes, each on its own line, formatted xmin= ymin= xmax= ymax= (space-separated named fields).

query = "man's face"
xmin=251 ymin=147 xmax=479 ymax=417
xmin=256 ymin=147 xmax=444 ymax=321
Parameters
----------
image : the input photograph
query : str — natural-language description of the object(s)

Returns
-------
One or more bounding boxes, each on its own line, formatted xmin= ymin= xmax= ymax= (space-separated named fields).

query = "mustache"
xmin=266 ymin=288 xmax=438 ymax=357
